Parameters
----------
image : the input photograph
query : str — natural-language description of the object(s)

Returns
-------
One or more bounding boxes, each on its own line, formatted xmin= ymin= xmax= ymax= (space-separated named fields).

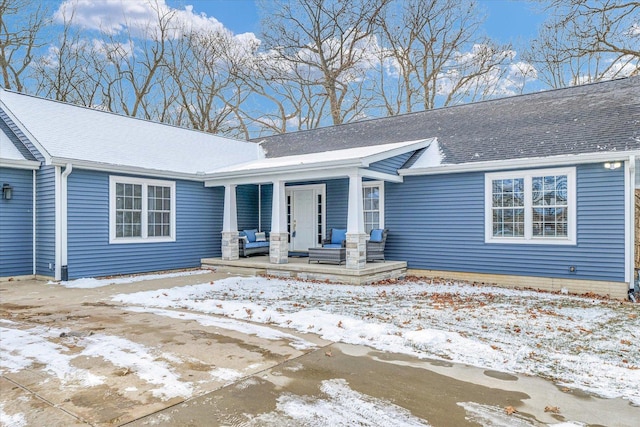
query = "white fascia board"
xmin=203 ymin=161 xmax=364 ymax=185
xmin=0 ymin=101 xmax=52 ymax=164
xmin=360 ymin=138 xmax=435 ymax=166
xmin=0 ymin=158 xmax=41 ymax=170
xmin=360 ymin=169 xmax=403 ymax=183
xmin=48 ymin=158 xmax=206 ymax=182
xmin=400 ymin=150 xmax=640 ymax=176
xmin=204 ymin=165 xmax=363 ymax=187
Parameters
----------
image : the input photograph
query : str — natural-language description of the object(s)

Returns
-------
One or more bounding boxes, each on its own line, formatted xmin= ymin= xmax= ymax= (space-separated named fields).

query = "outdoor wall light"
xmin=604 ymin=161 xmax=622 ymax=170
xmin=2 ymin=183 xmax=13 ymax=200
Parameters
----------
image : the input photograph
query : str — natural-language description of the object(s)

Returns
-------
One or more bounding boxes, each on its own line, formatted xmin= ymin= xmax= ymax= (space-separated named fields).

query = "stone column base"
xmin=346 ymin=233 xmax=367 ymax=270
xmin=221 ymin=231 xmax=239 ymax=260
xmin=269 ymin=232 xmax=289 ymax=264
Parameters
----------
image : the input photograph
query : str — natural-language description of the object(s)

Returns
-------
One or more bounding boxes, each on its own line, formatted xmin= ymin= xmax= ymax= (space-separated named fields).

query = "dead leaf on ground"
xmin=505 ymin=406 xmax=518 ymax=415
xmin=544 ymin=406 xmax=560 ymax=413
xmin=325 ymin=350 xmax=332 ymax=357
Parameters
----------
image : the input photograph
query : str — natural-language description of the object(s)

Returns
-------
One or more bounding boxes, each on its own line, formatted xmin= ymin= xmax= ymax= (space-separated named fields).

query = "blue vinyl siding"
xmin=368 ymin=152 xmax=414 ymax=175
xmin=66 ymin=169 xmax=223 ymax=279
xmin=325 ymin=179 xmax=348 ymax=231
xmin=260 ymin=184 xmax=272 ymax=233
xmin=237 ymin=184 xmax=259 ymax=231
xmin=385 ymin=163 xmax=626 ymax=282
xmin=0 ymin=167 xmax=33 ymax=276
xmin=36 ymin=166 xmax=56 ymax=276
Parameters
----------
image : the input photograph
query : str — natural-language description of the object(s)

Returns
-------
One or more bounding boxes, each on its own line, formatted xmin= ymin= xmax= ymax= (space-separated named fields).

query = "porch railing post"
xmin=221 ymin=184 xmax=239 ymax=260
xmin=270 ymin=180 xmax=289 ymax=264
xmin=347 ymin=172 xmax=367 ymax=270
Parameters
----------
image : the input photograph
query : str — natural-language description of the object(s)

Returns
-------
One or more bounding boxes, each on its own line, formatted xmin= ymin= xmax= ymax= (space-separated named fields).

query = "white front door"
xmin=287 ymin=185 xmax=325 ymax=252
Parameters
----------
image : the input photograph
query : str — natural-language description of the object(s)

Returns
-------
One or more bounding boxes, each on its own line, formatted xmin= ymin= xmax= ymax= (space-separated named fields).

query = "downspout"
xmin=60 ymin=163 xmax=72 ymax=281
xmin=627 ymin=155 xmax=636 ymax=298
xmin=32 ymin=170 xmax=36 ymax=275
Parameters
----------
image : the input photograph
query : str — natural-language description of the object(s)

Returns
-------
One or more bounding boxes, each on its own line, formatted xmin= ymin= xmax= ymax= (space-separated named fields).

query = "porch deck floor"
xmin=201 ymin=256 xmax=407 ymax=285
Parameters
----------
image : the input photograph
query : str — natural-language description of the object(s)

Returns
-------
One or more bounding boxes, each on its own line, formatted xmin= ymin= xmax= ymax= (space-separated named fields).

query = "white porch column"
xmin=346 ymin=172 xmax=367 ymax=270
xmin=269 ymin=180 xmax=289 ymax=264
xmin=221 ymin=184 xmax=239 ymax=260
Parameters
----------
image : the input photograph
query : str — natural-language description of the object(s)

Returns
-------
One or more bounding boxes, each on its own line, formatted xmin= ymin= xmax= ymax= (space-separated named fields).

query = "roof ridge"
xmin=254 ymin=75 xmax=639 ymax=141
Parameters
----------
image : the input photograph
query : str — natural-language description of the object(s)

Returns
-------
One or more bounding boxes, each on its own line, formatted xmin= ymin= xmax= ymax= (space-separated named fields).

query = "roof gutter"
xmin=0 ymin=158 xmax=41 ymax=170
xmin=49 ymin=157 xmax=206 ymax=182
xmin=399 ymin=150 xmax=640 ymax=176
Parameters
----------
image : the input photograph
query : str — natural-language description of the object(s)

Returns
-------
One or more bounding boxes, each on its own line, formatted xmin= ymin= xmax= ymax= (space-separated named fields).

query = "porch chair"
xmin=366 ymin=228 xmax=388 ymax=262
xmin=322 ymin=228 xmax=347 ymax=248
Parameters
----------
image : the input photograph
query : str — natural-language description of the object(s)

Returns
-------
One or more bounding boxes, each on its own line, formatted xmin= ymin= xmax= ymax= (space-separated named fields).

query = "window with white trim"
xmin=363 ymin=181 xmax=384 ymax=233
xmin=109 ymin=176 xmax=176 ymax=243
xmin=485 ymin=168 xmax=576 ymax=244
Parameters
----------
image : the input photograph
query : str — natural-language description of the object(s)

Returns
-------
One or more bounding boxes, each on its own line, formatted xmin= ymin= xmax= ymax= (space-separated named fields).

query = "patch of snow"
xmin=114 ymin=276 xmax=640 ymax=405
xmin=458 ymin=402 xmax=536 ymax=427
xmin=79 ymin=334 xmax=192 ymax=400
xmin=0 ymin=403 xmax=27 ymax=427
xmin=0 ymin=325 xmax=104 ymax=387
xmin=210 ymin=368 xmax=242 ymax=383
xmin=407 ymin=138 xmax=444 ymax=168
xmin=245 ymin=379 xmax=430 ymax=426
xmin=124 ymin=306 xmax=316 ymax=350
xmin=53 ymin=269 xmax=211 ymax=289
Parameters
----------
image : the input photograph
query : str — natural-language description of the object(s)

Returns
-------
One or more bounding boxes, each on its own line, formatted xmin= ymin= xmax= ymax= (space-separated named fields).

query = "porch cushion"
xmin=331 ymin=228 xmax=347 ymax=244
xmin=323 ymin=243 xmax=343 ymax=249
xmin=245 ymin=241 xmax=270 ymax=249
xmin=255 ymin=231 xmax=266 ymax=242
xmin=244 ymin=229 xmax=258 ymax=243
xmin=370 ymin=229 xmax=383 ymax=242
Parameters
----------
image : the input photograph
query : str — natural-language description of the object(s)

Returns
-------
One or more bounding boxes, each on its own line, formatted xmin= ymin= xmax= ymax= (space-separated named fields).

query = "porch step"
xmin=201 ymin=256 xmax=406 ymax=285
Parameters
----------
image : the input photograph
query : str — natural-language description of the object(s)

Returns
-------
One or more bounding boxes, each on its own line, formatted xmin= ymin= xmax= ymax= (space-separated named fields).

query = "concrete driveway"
xmin=1 ymin=272 xmax=637 ymax=426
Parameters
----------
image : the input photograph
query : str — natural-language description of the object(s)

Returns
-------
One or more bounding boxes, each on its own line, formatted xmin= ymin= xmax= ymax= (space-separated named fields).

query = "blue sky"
xmin=166 ymin=0 xmax=547 ymax=44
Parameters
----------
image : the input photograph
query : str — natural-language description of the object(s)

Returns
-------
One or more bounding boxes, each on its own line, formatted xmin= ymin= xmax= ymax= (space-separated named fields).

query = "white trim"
xmin=108 ymin=176 xmax=176 ymax=244
xmin=625 ymin=155 xmax=635 ymax=286
xmin=0 ymin=100 xmax=53 ymax=164
xmin=285 ymin=184 xmax=326 ymax=248
xmin=401 ymin=150 xmax=640 ymax=176
xmin=347 ymin=172 xmax=364 ymax=234
xmin=61 ymin=163 xmax=72 ymax=273
xmin=363 ymin=180 xmax=385 ymax=231
xmin=51 ymin=158 xmax=206 ymax=182
xmin=32 ymin=170 xmax=36 ymax=275
xmin=222 ymin=184 xmax=237 ymax=233
xmin=54 ymin=166 xmax=61 ymax=280
xmin=484 ymin=167 xmax=577 ymax=245
xmin=0 ymin=159 xmax=40 ymax=170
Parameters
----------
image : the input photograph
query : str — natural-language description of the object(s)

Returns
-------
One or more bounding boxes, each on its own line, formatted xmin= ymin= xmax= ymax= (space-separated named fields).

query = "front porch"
xmin=201 ymin=256 xmax=407 ymax=285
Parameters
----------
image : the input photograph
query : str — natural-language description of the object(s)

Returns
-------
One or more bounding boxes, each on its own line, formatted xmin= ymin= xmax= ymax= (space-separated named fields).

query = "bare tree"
xmin=98 ymin=0 xmax=176 ymax=120
xmin=374 ymin=0 xmax=515 ymax=114
xmin=0 ymin=0 xmax=49 ymax=91
xmin=32 ymin=6 xmax=105 ymax=105
xmin=166 ymin=27 xmax=251 ymax=135
xmin=257 ymin=0 xmax=390 ymax=128
xmin=525 ymin=0 xmax=639 ymax=87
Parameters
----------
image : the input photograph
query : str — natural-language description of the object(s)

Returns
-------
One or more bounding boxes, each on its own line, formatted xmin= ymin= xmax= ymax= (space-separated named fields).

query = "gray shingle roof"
xmin=256 ymin=76 xmax=640 ymax=164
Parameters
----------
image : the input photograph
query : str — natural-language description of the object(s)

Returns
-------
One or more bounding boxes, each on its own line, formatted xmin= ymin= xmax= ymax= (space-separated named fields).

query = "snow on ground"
xmin=0 ymin=325 xmax=104 ymax=387
xmin=80 ymin=334 xmax=193 ymax=399
xmin=113 ymin=276 xmax=640 ymax=406
xmin=0 ymin=403 xmax=26 ymax=427
xmin=124 ymin=306 xmax=316 ymax=350
xmin=51 ymin=269 xmax=212 ymax=289
xmin=244 ymin=378 xmax=431 ymax=426
xmin=0 ymin=324 xmax=194 ymax=400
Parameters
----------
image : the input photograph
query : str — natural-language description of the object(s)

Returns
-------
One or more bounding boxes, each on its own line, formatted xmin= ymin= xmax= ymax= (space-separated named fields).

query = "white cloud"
xmin=54 ymin=0 xmax=247 ymax=41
